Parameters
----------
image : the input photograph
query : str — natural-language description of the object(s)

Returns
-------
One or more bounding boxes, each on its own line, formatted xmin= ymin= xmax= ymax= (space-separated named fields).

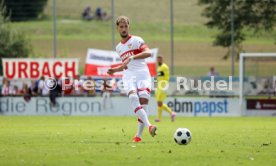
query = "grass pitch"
xmin=0 ymin=116 xmax=275 ymax=165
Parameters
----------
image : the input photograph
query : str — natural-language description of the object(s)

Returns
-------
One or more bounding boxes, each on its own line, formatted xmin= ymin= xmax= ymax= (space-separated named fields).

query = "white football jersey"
xmin=116 ymin=35 xmax=150 ymax=76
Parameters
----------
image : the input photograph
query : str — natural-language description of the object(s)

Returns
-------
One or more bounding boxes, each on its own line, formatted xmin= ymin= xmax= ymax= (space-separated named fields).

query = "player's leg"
xmin=102 ymin=92 xmax=107 ymax=109
xmin=159 ymin=92 xmax=176 ymax=122
xmin=156 ymin=90 xmax=176 ymax=122
xmin=155 ymin=101 xmax=163 ymax=122
xmin=134 ymin=88 xmax=148 ymax=141
xmin=135 ymin=97 xmax=148 ymax=140
xmin=128 ymin=90 xmax=151 ymax=127
xmin=133 ymin=117 xmax=144 ymax=142
xmin=135 ymin=90 xmax=149 ymax=139
xmin=107 ymin=92 xmax=114 ymax=109
xmin=162 ymin=102 xmax=176 ymax=122
xmin=124 ymin=80 xmax=144 ymax=142
xmin=138 ymin=87 xmax=151 ymax=116
xmin=137 ymin=79 xmax=157 ymax=137
xmin=123 ymin=76 xmax=154 ymax=141
xmin=128 ymin=90 xmax=155 ymax=139
xmin=155 ymin=89 xmax=166 ymax=122
xmin=105 ymin=91 xmax=112 ymax=109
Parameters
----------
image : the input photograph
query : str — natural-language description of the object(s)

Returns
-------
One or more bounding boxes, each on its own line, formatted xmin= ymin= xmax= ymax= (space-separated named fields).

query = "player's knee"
xmin=129 ymin=92 xmax=138 ymax=100
xmin=139 ymin=97 xmax=148 ymax=105
xmin=129 ymin=93 xmax=141 ymax=111
xmin=129 ymin=92 xmax=139 ymax=104
xmin=138 ymin=90 xmax=150 ymax=101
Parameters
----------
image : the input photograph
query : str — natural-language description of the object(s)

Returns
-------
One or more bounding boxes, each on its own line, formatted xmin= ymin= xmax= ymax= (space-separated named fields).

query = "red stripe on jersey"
xmin=120 ymin=49 xmax=141 ymax=58
xmin=137 ymin=88 xmax=151 ymax=93
xmin=139 ymin=44 xmax=149 ymax=52
xmin=121 ymin=49 xmax=142 ymax=62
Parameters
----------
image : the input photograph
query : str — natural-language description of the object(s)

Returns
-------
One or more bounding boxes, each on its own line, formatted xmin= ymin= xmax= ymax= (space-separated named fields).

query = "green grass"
xmin=8 ymin=20 xmax=276 ymax=77
xmin=0 ymin=116 xmax=275 ymax=165
xmin=44 ymin=0 xmax=207 ymax=24
xmin=10 ymin=20 xmax=275 ymax=44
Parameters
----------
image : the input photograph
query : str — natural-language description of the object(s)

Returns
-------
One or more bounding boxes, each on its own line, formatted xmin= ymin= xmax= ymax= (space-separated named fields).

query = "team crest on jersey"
xmin=128 ymin=44 xmax=132 ymax=49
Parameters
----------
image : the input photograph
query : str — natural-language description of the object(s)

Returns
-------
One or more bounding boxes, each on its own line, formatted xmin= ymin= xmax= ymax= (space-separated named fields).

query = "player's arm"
xmin=122 ymin=47 xmax=151 ymax=68
xmin=107 ymin=65 xmax=125 ymax=75
xmin=132 ymin=38 xmax=151 ymax=60
xmin=131 ymin=47 xmax=151 ymax=60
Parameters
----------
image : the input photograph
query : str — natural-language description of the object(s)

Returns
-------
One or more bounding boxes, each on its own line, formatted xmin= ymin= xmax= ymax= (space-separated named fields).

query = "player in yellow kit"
xmin=155 ymin=56 xmax=176 ymax=122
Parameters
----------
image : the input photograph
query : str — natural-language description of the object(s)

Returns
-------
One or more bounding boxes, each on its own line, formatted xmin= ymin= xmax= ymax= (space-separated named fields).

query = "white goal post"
xmin=239 ymin=53 xmax=276 ymax=115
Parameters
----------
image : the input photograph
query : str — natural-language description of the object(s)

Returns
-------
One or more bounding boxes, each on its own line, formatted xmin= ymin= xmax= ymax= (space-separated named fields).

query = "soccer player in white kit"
xmin=107 ymin=16 xmax=157 ymax=142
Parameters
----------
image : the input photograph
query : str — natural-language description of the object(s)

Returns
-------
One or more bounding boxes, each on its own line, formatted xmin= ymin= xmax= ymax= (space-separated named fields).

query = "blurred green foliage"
xmin=0 ymin=1 xmax=31 ymax=75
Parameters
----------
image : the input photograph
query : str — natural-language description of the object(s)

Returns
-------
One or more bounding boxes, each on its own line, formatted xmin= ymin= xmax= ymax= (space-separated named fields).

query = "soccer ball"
xmin=174 ymin=128 xmax=192 ymax=145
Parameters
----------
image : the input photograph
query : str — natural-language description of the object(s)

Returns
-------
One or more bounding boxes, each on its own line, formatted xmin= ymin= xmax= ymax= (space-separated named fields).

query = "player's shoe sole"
xmin=149 ymin=125 xmax=157 ymax=137
xmin=132 ymin=136 xmax=142 ymax=143
xmin=171 ymin=112 xmax=176 ymax=122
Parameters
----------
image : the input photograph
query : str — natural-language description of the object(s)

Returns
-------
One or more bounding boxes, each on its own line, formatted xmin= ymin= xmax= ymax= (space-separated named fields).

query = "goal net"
xmin=239 ymin=53 xmax=276 ymax=116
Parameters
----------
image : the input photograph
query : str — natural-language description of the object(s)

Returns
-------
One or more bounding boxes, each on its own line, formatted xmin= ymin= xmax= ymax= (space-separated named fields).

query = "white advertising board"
xmin=0 ymin=97 xmax=241 ymax=116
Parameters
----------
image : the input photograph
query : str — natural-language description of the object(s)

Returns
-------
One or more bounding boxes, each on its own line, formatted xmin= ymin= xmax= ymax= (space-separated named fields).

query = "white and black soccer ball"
xmin=174 ymin=128 xmax=192 ymax=145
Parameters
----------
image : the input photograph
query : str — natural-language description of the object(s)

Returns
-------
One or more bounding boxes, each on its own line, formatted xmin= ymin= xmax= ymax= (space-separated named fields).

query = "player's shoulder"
xmin=115 ymin=43 xmax=122 ymax=52
xmin=162 ymin=63 xmax=169 ymax=69
xmin=132 ymin=35 xmax=144 ymax=42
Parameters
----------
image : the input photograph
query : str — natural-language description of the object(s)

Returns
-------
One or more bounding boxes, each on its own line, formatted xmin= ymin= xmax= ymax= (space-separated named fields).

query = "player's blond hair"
xmin=116 ymin=16 xmax=130 ymax=26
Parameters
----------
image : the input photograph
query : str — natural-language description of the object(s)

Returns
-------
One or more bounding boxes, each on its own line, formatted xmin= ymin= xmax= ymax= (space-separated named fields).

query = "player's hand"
xmin=122 ymin=56 xmax=134 ymax=69
xmin=107 ymin=68 xmax=115 ymax=75
xmin=122 ymin=58 xmax=130 ymax=69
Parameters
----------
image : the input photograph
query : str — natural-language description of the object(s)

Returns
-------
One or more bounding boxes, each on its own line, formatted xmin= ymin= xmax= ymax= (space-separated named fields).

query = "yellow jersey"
xmin=156 ymin=63 xmax=170 ymax=101
xmin=157 ymin=63 xmax=170 ymax=90
xmin=157 ymin=63 xmax=170 ymax=82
